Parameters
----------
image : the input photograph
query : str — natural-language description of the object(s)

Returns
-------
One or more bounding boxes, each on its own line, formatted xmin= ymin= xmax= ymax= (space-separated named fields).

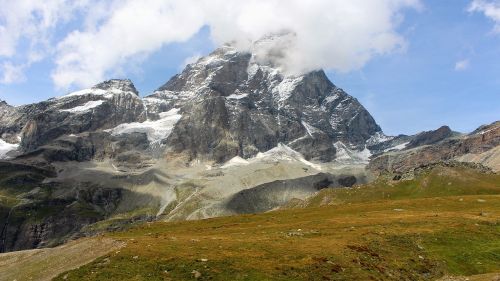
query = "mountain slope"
xmin=28 ymin=165 xmax=499 ymax=281
xmin=368 ymin=122 xmax=500 ymax=174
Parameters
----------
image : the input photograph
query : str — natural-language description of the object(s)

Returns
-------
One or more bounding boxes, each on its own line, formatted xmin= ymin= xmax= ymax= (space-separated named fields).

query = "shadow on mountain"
xmin=0 ymin=161 xmax=164 ymax=253
xmin=226 ymin=173 xmax=367 ymax=214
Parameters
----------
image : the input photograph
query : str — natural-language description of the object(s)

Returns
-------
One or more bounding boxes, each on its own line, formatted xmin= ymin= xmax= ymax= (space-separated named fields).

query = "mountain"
xmin=368 ymin=121 xmax=500 ymax=174
xmin=0 ymin=42 xmax=498 ymax=253
xmin=0 ymin=45 xmax=383 ymax=166
xmin=148 ymin=44 xmax=381 ymax=163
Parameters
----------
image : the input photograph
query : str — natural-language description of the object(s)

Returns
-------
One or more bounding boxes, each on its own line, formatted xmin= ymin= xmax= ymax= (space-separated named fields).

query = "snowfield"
xmin=107 ymin=108 xmax=182 ymax=143
xmin=61 ymin=100 xmax=104 ymax=113
xmin=221 ymin=143 xmax=322 ymax=171
xmin=0 ymin=139 xmax=19 ymax=159
xmin=334 ymin=141 xmax=372 ymax=164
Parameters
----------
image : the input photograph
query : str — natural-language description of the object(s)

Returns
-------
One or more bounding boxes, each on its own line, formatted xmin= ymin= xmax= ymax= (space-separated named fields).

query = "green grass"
xmin=301 ymin=166 xmax=500 ymax=207
xmin=421 ymin=224 xmax=500 ymax=275
xmin=81 ymin=207 xmax=157 ymax=234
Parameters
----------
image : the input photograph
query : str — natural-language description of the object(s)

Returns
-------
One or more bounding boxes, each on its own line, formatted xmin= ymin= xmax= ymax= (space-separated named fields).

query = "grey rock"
xmin=150 ymin=45 xmax=381 ymax=162
xmin=368 ymin=122 xmax=500 ymax=174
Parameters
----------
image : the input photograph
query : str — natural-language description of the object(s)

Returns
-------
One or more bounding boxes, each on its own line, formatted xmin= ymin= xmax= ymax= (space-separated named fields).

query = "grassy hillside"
xmin=291 ymin=165 xmax=500 ymax=208
xmin=45 ymin=165 xmax=500 ymax=281
xmin=0 ymin=238 xmax=123 ymax=281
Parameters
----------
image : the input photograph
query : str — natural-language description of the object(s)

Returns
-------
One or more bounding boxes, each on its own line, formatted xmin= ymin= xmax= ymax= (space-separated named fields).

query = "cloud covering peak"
xmin=1 ymin=0 xmax=422 ymax=89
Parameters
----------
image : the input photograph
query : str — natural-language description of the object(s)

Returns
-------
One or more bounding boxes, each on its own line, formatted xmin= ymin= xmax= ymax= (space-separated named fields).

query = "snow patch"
xmin=220 ymin=143 xmax=322 ymax=170
xmin=247 ymin=63 xmax=260 ymax=78
xmin=273 ymin=76 xmax=303 ymax=103
xmin=324 ymin=91 xmax=343 ymax=104
xmin=107 ymin=108 xmax=182 ymax=143
xmin=334 ymin=141 xmax=372 ymax=164
xmin=384 ymin=142 xmax=409 ymax=152
xmin=60 ymin=87 xmax=136 ymax=100
xmin=152 ymin=91 xmax=196 ymax=102
xmin=366 ymin=132 xmax=394 ymax=146
xmin=143 ymin=97 xmax=166 ymax=104
xmin=199 ymin=55 xmax=227 ymax=67
xmin=255 ymin=143 xmax=322 ymax=170
xmin=478 ymin=128 xmax=495 ymax=135
xmin=226 ymin=93 xmax=248 ymax=100
xmin=61 ymin=100 xmax=104 ymax=113
xmin=301 ymin=121 xmax=320 ymax=137
xmin=0 ymin=139 xmax=19 ymax=159
xmin=221 ymin=156 xmax=249 ymax=168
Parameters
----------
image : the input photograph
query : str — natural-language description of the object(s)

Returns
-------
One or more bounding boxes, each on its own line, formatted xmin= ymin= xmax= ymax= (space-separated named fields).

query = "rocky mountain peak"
xmin=470 ymin=121 xmax=500 ymax=136
xmin=147 ymin=44 xmax=383 ymax=163
xmin=406 ymin=125 xmax=454 ymax=149
xmin=92 ymin=79 xmax=139 ymax=96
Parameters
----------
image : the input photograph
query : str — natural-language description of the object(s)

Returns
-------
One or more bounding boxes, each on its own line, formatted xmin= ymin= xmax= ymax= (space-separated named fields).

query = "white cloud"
xmin=2 ymin=0 xmax=421 ymax=89
xmin=52 ymin=0 xmax=205 ymax=89
xmin=0 ymin=62 xmax=27 ymax=84
xmin=51 ymin=0 xmax=421 ymax=89
xmin=469 ymin=0 xmax=500 ymax=33
xmin=0 ymin=0 xmax=92 ymax=85
xmin=0 ymin=0 xmax=92 ymax=57
xmin=203 ymin=0 xmax=422 ymax=75
xmin=180 ymin=53 xmax=202 ymax=70
xmin=454 ymin=59 xmax=470 ymax=71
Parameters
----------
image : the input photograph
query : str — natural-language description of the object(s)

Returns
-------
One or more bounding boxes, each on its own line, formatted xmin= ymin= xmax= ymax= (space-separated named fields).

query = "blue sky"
xmin=0 ymin=0 xmax=499 ymax=135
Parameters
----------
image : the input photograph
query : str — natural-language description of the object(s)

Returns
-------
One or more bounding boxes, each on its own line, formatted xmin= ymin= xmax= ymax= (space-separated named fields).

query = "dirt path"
xmin=0 ymin=237 xmax=124 ymax=281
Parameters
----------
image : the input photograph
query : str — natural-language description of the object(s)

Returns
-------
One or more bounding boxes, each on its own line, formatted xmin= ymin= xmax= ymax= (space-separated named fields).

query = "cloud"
xmin=51 ymin=0 xmax=205 ymax=89
xmin=51 ymin=0 xmax=421 ymax=89
xmin=204 ymin=0 xmax=422 ymax=75
xmin=454 ymin=59 xmax=470 ymax=71
xmin=469 ymin=0 xmax=500 ymax=33
xmin=0 ymin=62 xmax=27 ymax=84
xmin=0 ymin=0 xmax=92 ymax=86
xmin=1 ymin=0 xmax=421 ymax=89
xmin=0 ymin=0 xmax=93 ymax=58
xmin=180 ymin=53 xmax=203 ymax=70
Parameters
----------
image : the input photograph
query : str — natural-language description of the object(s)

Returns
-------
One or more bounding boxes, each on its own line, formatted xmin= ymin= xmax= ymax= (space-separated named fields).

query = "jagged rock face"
xmin=149 ymin=46 xmax=382 ymax=162
xmin=0 ymin=80 xmax=147 ymax=161
xmin=0 ymin=47 xmax=383 ymax=164
xmin=368 ymin=122 xmax=500 ymax=174
xmin=0 ymin=162 xmax=123 ymax=252
xmin=406 ymin=125 xmax=454 ymax=149
xmin=20 ymin=80 xmax=146 ymax=151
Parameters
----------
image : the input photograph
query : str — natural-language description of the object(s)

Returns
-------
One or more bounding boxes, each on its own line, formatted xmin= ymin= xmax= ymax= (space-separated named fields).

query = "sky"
xmin=0 ymin=0 xmax=499 ymax=135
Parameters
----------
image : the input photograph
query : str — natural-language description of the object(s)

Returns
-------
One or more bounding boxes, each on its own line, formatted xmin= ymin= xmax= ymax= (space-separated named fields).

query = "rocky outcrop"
xmin=368 ymin=122 xmax=500 ymax=174
xmin=19 ymin=80 xmax=146 ymax=151
xmin=0 ymin=161 xmax=129 ymax=253
xmin=226 ymin=173 xmax=365 ymax=214
xmin=406 ymin=125 xmax=455 ymax=149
